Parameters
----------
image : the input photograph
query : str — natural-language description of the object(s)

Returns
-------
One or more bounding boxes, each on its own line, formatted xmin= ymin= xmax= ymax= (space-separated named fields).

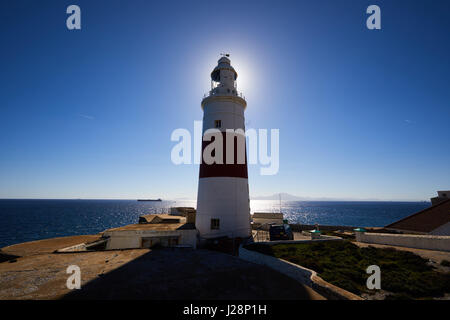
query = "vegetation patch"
xmin=441 ymin=260 xmax=450 ymax=267
xmin=245 ymin=241 xmax=450 ymax=299
xmin=320 ymin=230 xmax=355 ymax=240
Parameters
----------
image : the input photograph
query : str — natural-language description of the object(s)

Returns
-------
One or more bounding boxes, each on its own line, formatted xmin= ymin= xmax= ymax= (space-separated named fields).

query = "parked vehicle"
xmin=269 ymin=224 xmax=293 ymax=241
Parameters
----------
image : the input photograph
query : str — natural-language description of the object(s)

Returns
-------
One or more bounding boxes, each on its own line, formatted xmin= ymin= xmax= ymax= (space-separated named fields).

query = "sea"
xmin=0 ymin=199 xmax=430 ymax=248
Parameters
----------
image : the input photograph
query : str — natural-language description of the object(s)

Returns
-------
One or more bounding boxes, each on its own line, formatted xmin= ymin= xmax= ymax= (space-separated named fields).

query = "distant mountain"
xmin=251 ymin=193 xmax=305 ymax=201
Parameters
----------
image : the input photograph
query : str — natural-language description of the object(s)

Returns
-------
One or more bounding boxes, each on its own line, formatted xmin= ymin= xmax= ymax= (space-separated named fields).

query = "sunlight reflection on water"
xmin=0 ymin=199 xmax=429 ymax=248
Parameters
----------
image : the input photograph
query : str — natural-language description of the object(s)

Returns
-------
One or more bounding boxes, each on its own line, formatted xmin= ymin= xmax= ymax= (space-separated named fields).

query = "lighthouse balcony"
xmin=203 ymin=88 xmax=245 ymax=101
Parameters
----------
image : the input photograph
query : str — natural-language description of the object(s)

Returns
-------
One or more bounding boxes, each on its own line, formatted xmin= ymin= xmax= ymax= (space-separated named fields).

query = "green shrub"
xmin=245 ymin=241 xmax=450 ymax=299
xmin=441 ymin=260 xmax=450 ymax=267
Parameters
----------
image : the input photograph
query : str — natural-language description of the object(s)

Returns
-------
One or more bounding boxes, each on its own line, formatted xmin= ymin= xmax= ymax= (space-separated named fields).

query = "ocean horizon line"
xmin=0 ymin=198 xmax=431 ymax=203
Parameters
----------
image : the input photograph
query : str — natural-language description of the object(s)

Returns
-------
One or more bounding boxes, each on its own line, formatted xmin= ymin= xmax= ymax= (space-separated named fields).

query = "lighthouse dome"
xmin=211 ymin=56 xmax=238 ymax=82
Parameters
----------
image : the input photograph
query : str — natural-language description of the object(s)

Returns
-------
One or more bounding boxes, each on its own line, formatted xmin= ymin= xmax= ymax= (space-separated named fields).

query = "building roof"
xmin=171 ymin=207 xmax=196 ymax=214
xmin=252 ymin=212 xmax=284 ymax=219
xmin=385 ymin=199 xmax=450 ymax=233
xmin=104 ymin=222 xmax=196 ymax=232
xmin=1 ymin=235 xmax=102 ymax=256
xmin=138 ymin=214 xmax=184 ymax=224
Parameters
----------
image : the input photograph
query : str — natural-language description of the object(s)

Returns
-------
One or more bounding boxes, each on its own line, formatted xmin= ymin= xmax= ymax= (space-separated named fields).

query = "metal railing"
xmin=146 ymin=207 xmax=170 ymax=214
xmin=253 ymin=229 xmax=270 ymax=242
xmin=203 ymin=90 xmax=245 ymax=100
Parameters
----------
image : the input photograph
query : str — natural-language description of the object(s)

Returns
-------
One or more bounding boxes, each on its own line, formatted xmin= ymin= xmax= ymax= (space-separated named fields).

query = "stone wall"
xmin=103 ymin=229 xmax=198 ymax=250
xmin=356 ymin=232 xmax=450 ymax=252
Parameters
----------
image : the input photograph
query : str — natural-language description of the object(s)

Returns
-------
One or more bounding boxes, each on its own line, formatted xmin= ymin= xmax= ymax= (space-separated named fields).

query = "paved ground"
xmin=0 ymin=236 xmax=325 ymax=300
xmin=1 ymin=235 xmax=102 ymax=257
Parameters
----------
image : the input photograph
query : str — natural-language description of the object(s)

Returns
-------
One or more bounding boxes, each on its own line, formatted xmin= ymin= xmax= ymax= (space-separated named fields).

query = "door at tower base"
xmin=196 ymin=177 xmax=251 ymax=239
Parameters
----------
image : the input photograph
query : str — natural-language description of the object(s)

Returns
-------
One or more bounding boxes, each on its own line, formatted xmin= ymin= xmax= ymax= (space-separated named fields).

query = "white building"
xmin=195 ymin=56 xmax=251 ymax=239
xmin=103 ymin=214 xmax=198 ymax=249
xmin=431 ymin=190 xmax=450 ymax=206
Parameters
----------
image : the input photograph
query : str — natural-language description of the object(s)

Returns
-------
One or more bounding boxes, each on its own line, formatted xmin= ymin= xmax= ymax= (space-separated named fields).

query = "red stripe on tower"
xmin=199 ymin=132 xmax=248 ymax=179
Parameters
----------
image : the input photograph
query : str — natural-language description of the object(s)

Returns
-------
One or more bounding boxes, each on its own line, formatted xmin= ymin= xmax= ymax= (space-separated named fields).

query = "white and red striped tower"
xmin=196 ymin=55 xmax=251 ymax=239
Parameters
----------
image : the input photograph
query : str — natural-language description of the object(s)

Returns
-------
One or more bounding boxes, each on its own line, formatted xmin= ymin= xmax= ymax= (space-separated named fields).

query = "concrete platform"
xmin=0 ymin=236 xmax=325 ymax=300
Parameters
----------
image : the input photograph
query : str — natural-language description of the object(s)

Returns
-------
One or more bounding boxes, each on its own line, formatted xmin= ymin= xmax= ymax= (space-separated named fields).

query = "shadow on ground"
xmin=62 ymin=248 xmax=323 ymax=300
xmin=0 ymin=252 xmax=20 ymax=263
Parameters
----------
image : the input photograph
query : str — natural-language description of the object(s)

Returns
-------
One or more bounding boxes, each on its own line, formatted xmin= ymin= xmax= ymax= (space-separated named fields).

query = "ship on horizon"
xmin=137 ymin=198 xmax=162 ymax=202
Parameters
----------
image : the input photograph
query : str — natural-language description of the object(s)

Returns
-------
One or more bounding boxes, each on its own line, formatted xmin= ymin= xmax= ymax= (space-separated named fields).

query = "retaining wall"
xmin=356 ymin=232 xmax=450 ymax=252
xmin=238 ymin=245 xmax=363 ymax=300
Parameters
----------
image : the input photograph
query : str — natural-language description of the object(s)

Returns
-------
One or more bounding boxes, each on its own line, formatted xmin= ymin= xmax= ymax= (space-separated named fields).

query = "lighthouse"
xmin=196 ymin=55 xmax=251 ymax=239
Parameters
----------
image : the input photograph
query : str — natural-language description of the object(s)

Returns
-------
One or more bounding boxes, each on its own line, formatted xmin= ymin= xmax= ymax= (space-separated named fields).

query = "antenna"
xmin=279 ymin=193 xmax=282 ymax=214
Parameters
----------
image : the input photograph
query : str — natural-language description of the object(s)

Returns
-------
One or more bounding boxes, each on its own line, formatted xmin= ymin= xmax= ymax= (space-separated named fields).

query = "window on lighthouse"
xmin=211 ymin=219 xmax=220 ymax=230
xmin=214 ymin=120 xmax=222 ymax=128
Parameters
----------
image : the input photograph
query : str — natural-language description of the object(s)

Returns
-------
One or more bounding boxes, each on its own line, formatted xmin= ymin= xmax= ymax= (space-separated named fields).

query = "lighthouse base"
xmin=196 ymin=177 xmax=251 ymax=239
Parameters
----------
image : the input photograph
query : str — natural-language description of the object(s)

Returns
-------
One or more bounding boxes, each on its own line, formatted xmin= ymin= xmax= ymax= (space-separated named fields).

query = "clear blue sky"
xmin=1 ymin=0 xmax=449 ymax=201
